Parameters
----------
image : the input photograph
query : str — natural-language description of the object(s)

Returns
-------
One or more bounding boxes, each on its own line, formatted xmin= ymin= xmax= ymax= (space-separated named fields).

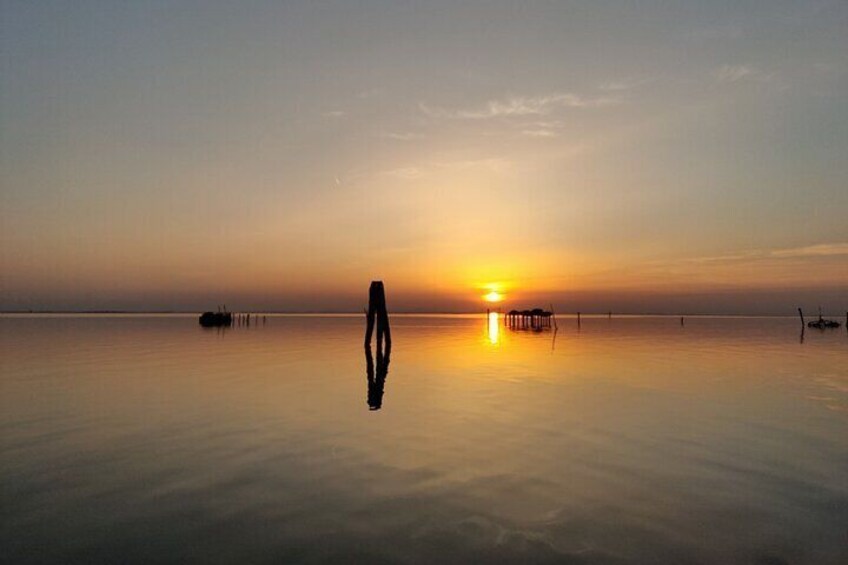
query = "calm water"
xmin=1 ymin=314 xmax=846 ymax=564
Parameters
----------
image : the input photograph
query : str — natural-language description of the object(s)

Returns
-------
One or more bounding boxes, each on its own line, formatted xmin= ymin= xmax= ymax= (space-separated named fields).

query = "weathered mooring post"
xmin=798 ymin=308 xmax=805 ymax=327
xmin=364 ymin=281 xmax=391 ymax=349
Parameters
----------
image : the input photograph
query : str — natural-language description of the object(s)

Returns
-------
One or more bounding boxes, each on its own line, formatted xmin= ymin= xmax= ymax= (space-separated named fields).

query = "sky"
xmin=1 ymin=0 xmax=847 ymax=313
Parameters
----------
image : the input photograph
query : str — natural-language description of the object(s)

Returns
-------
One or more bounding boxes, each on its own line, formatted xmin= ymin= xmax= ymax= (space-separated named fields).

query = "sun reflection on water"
xmin=487 ymin=311 xmax=500 ymax=345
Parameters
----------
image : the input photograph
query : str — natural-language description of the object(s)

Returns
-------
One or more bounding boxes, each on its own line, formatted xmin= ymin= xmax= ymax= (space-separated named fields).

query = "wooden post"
xmin=798 ymin=308 xmax=805 ymax=327
xmin=364 ymin=281 xmax=391 ymax=348
xmin=577 ymin=312 xmax=581 ymax=327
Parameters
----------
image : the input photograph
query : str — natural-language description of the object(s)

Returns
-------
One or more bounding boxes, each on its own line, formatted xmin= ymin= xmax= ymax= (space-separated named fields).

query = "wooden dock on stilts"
xmin=505 ymin=308 xmax=555 ymax=331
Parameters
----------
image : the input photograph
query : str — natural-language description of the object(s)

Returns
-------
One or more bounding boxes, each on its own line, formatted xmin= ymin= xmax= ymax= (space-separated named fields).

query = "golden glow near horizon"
xmin=483 ymin=291 xmax=504 ymax=303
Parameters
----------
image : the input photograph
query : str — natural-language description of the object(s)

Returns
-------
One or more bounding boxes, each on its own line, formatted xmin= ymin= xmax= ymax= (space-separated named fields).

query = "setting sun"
xmin=483 ymin=291 xmax=504 ymax=303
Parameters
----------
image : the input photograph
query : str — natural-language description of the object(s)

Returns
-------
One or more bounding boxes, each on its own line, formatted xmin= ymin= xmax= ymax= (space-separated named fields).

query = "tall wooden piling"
xmin=364 ymin=281 xmax=391 ymax=348
xmin=798 ymin=308 xmax=805 ymax=327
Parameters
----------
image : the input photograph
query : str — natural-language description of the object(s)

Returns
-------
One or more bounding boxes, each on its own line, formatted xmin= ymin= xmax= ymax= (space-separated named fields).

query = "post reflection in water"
xmin=364 ymin=343 xmax=391 ymax=410
xmin=487 ymin=311 xmax=500 ymax=345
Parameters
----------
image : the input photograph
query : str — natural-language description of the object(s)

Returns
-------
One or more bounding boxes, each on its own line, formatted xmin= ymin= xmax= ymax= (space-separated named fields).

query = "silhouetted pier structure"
xmin=506 ymin=308 xmax=554 ymax=331
xmin=199 ymin=306 xmax=270 ymax=329
xmin=199 ymin=305 xmax=232 ymax=327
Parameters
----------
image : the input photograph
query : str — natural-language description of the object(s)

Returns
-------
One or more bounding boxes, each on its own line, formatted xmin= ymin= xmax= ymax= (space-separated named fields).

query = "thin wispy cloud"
xmin=683 ymin=242 xmax=848 ymax=264
xmin=381 ymin=167 xmax=423 ymax=180
xmin=435 ymin=157 xmax=512 ymax=172
xmin=321 ymin=110 xmax=345 ymax=118
xmin=713 ymin=65 xmax=754 ymax=83
xmin=521 ymin=129 xmax=558 ymax=137
xmin=712 ymin=64 xmax=774 ymax=84
xmin=598 ymin=78 xmax=647 ymax=92
xmin=380 ymin=132 xmax=421 ymax=141
xmin=419 ymin=92 xmax=618 ymax=120
xmin=771 ymin=242 xmax=848 ymax=258
xmin=380 ymin=158 xmax=511 ymax=180
xmin=683 ymin=251 xmax=761 ymax=264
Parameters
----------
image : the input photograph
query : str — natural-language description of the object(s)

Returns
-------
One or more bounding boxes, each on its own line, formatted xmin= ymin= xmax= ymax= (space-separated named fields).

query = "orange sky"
xmin=1 ymin=2 xmax=847 ymax=313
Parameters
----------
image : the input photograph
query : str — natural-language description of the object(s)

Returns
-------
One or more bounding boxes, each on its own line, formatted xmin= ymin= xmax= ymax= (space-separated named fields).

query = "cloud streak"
xmin=771 ymin=242 xmax=848 ymax=258
xmin=380 ymin=132 xmax=421 ymax=141
xmin=683 ymin=242 xmax=848 ymax=264
xmin=380 ymin=158 xmax=511 ymax=180
xmin=419 ymin=92 xmax=618 ymax=120
xmin=712 ymin=64 xmax=775 ymax=84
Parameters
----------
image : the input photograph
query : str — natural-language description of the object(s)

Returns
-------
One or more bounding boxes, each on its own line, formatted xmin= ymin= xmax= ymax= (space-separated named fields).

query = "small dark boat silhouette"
xmin=807 ymin=317 xmax=841 ymax=329
xmin=806 ymin=308 xmax=841 ymax=329
xmin=199 ymin=311 xmax=232 ymax=327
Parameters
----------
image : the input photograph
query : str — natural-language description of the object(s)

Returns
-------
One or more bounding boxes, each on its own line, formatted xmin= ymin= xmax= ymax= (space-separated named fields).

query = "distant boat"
xmin=807 ymin=307 xmax=841 ymax=329
xmin=807 ymin=317 xmax=841 ymax=329
xmin=199 ymin=311 xmax=232 ymax=327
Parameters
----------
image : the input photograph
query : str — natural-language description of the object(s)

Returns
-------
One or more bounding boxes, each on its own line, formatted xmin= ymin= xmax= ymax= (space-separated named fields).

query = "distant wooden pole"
xmin=798 ymin=308 xmax=805 ymax=327
xmin=365 ymin=281 xmax=391 ymax=348
xmin=577 ymin=312 xmax=581 ymax=328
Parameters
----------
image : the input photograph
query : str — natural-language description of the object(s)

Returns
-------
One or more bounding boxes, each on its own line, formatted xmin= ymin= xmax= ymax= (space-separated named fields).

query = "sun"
xmin=483 ymin=290 xmax=504 ymax=303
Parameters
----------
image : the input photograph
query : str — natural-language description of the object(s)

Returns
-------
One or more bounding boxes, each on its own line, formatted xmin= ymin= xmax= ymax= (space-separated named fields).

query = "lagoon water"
xmin=1 ymin=314 xmax=846 ymax=564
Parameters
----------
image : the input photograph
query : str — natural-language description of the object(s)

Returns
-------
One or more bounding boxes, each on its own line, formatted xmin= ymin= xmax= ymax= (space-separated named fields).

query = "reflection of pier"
xmin=506 ymin=309 xmax=554 ymax=331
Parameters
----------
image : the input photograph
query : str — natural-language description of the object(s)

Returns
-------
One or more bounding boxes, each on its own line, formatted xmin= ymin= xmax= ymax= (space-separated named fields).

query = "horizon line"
xmin=1 ymin=310 xmax=842 ymax=318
